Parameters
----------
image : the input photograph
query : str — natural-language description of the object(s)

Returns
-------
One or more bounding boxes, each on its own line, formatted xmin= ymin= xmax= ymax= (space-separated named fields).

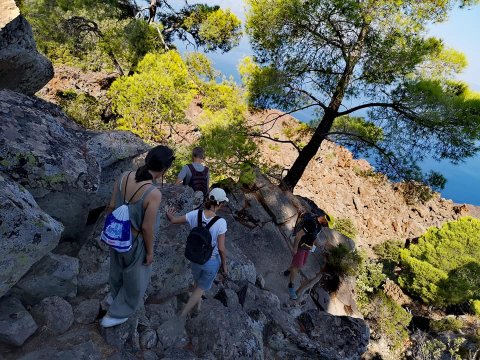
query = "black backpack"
xmin=185 ymin=210 xmax=220 ymax=265
xmin=186 ymin=164 xmax=209 ymax=196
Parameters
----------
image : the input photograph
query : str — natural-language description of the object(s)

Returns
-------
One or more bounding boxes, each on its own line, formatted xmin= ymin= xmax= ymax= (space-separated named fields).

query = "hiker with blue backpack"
xmin=166 ymin=188 xmax=228 ymax=317
xmin=284 ymin=212 xmax=334 ymax=300
xmin=175 ymin=147 xmax=210 ymax=206
xmin=100 ymin=145 xmax=175 ymax=328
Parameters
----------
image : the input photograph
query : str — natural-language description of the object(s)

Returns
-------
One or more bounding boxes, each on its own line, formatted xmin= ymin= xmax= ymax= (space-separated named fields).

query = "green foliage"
xmin=355 ymin=259 xmax=386 ymax=311
xmin=23 ymin=0 xmax=241 ymax=72
xmin=373 ymin=240 xmax=404 ymax=264
xmin=327 ymin=245 xmax=363 ymax=277
xmin=198 ymin=80 xmax=259 ymax=182
xmin=57 ymin=90 xmax=109 ymax=129
xmin=430 ymin=317 xmax=464 ymax=333
xmin=244 ymin=0 xmax=480 ymax=191
xmin=363 ymin=291 xmax=412 ymax=354
xmin=184 ymin=8 xmax=242 ymax=52
xmin=398 ymin=217 xmax=480 ymax=307
xmin=471 ymin=300 xmax=480 ymax=316
xmin=109 ymin=51 xmax=197 ymax=142
xmin=333 ymin=218 xmax=358 ymax=240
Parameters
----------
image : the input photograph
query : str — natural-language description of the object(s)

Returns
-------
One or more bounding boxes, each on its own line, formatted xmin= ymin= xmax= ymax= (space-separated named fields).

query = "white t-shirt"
xmin=185 ymin=209 xmax=227 ymax=257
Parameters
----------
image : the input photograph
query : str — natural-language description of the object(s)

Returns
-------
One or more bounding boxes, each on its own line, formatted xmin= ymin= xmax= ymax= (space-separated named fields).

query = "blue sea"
xmin=175 ymin=3 xmax=480 ymax=206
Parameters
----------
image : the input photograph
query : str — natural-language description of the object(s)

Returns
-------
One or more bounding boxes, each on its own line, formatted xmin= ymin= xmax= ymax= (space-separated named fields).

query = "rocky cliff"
xmin=0 ymin=0 xmax=53 ymax=95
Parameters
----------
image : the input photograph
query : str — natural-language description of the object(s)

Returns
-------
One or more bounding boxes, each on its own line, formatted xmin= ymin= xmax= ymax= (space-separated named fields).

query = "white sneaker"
xmin=100 ymin=314 xmax=128 ymax=328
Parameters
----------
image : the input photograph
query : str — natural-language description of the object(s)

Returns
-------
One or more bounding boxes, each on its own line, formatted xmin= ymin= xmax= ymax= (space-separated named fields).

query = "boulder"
xmin=30 ymin=296 xmax=74 ymax=335
xmin=156 ymin=317 xmax=188 ymax=351
xmin=0 ymin=89 xmax=149 ymax=239
xmin=12 ymin=252 xmax=79 ymax=305
xmin=297 ymin=310 xmax=370 ymax=360
xmin=186 ymin=298 xmax=264 ymax=359
xmin=0 ymin=0 xmax=53 ymax=94
xmin=145 ymin=297 xmax=177 ymax=327
xmin=16 ymin=341 xmax=101 ymax=360
xmin=0 ymin=174 xmax=63 ymax=298
xmin=74 ymin=298 xmax=100 ymax=324
xmin=0 ymin=296 xmax=37 ymax=346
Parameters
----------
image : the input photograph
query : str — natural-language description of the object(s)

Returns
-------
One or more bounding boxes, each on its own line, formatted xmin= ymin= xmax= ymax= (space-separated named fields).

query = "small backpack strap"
xmin=187 ymin=163 xmax=197 ymax=175
xmin=197 ymin=209 xmax=204 ymax=228
xmin=205 ymin=216 xmax=220 ymax=230
xmin=123 ymin=172 xmax=133 ymax=203
xmin=127 ymin=183 xmax=150 ymax=203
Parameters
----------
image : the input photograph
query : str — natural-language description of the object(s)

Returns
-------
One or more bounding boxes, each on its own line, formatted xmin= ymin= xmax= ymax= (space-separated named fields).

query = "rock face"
xmin=0 ymin=296 xmax=37 ymax=346
xmin=12 ymin=252 xmax=79 ymax=305
xmin=0 ymin=174 xmax=63 ymax=298
xmin=0 ymin=0 xmax=53 ymax=95
xmin=30 ymin=296 xmax=74 ymax=335
xmin=0 ymin=89 xmax=149 ymax=239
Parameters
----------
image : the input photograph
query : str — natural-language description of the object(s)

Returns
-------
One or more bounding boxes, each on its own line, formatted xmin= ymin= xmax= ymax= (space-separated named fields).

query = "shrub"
xmin=355 ymin=259 xmax=386 ymax=311
xmin=373 ymin=239 xmax=404 ymax=263
xmin=334 ymin=218 xmax=358 ymax=240
xmin=327 ymin=244 xmax=363 ymax=277
xmin=364 ymin=291 xmax=412 ymax=354
xmin=398 ymin=217 xmax=480 ymax=307
xmin=430 ymin=317 xmax=464 ymax=333
xmin=471 ymin=300 xmax=480 ymax=316
xmin=58 ymin=90 xmax=108 ymax=129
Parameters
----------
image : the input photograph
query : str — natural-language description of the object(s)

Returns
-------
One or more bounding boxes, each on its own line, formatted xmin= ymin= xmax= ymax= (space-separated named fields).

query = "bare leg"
xmin=289 ymin=267 xmax=299 ymax=287
xmin=181 ymin=286 xmax=204 ymax=317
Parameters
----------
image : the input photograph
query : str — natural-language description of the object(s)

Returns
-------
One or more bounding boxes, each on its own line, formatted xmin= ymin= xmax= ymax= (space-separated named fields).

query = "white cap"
xmin=208 ymin=188 xmax=229 ymax=203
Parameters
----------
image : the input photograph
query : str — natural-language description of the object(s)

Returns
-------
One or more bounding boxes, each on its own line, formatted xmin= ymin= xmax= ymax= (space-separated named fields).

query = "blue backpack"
xmin=101 ymin=173 xmax=151 ymax=252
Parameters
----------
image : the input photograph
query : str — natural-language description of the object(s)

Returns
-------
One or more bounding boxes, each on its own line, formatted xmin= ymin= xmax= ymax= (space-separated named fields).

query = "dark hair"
xmin=135 ymin=145 xmax=174 ymax=182
xmin=192 ymin=147 xmax=205 ymax=160
xmin=204 ymin=198 xmax=224 ymax=210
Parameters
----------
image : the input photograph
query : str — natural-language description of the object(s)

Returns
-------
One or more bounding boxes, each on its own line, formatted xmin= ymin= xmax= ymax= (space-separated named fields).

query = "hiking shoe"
xmin=288 ymin=287 xmax=298 ymax=300
xmin=100 ymin=315 xmax=128 ymax=328
xmin=283 ymin=269 xmax=291 ymax=277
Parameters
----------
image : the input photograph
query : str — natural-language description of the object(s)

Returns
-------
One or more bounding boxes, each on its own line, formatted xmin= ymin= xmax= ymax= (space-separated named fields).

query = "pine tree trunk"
xmin=281 ymin=111 xmax=336 ymax=191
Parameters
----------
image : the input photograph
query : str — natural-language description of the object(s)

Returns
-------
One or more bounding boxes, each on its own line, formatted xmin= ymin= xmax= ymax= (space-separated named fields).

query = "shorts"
xmin=291 ymin=249 xmax=309 ymax=268
xmin=190 ymin=254 xmax=221 ymax=291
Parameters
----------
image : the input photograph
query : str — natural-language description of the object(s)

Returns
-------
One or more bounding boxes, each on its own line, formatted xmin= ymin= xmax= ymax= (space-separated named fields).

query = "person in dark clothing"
xmin=284 ymin=213 xmax=334 ymax=300
xmin=176 ymin=147 xmax=210 ymax=205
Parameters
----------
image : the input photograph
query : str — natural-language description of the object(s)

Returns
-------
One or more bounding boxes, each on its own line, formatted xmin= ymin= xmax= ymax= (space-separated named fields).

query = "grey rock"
xmin=140 ymin=328 xmax=158 ymax=349
xmin=162 ymin=347 xmax=197 ymax=360
xmin=0 ymin=296 xmax=37 ymax=346
xmin=74 ymin=298 xmax=100 ymax=324
xmin=30 ymin=296 xmax=74 ymax=335
xmin=18 ymin=341 xmax=101 ymax=360
xmin=253 ymin=171 xmax=297 ymax=224
xmin=143 ymin=350 xmax=160 ymax=360
xmin=225 ymin=239 xmax=256 ymax=284
xmin=156 ymin=317 xmax=188 ymax=351
xmin=256 ymin=274 xmax=266 ymax=289
xmin=145 ymin=297 xmax=177 ymax=327
xmin=0 ymin=174 xmax=63 ymax=298
xmin=0 ymin=89 xmax=148 ymax=239
xmin=106 ymin=350 xmax=138 ymax=360
xmin=0 ymin=1 xmax=53 ymax=94
xmin=77 ymin=212 xmax=110 ymax=295
xmin=237 ymin=283 xmax=281 ymax=313
xmin=297 ymin=310 xmax=370 ymax=360
xmin=102 ymin=314 xmax=141 ymax=352
xmin=13 ymin=252 xmax=79 ymax=305
xmin=186 ymin=298 xmax=264 ymax=359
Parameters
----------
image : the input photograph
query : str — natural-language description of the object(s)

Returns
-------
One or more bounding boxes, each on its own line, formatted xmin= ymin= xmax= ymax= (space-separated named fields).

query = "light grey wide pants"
xmin=108 ymin=236 xmax=152 ymax=318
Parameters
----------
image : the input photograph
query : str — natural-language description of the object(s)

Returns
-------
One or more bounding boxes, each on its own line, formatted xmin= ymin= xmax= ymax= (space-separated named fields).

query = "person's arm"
xmin=166 ymin=207 xmax=187 ymax=224
xmin=141 ymin=189 xmax=162 ymax=265
xmin=217 ymin=233 xmax=227 ymax=275
xmin=175 ymin=165 xmax=188 ymax=185
xmin=106 ymin=178 xmax=119 ymax=215
xmin=293 ymin=229 xmax=304 ymax=253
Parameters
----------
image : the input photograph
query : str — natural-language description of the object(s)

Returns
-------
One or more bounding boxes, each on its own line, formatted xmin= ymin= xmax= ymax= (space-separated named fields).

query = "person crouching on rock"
xmin=100 ymin=145 xmax=175 ymax=328
xmin=284 ymin=213 xmax=334 ymax=300
xmin=166 ymin=188 xmax=228 ymax=317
